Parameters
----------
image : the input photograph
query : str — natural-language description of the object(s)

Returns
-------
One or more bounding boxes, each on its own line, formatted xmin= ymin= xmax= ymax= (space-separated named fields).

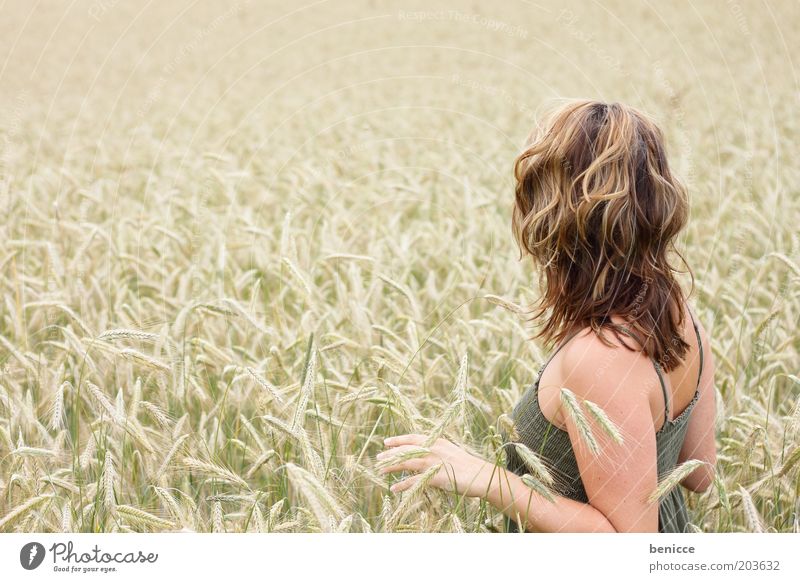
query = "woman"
xmin=377 ymin=100 xmax=717 ymax=533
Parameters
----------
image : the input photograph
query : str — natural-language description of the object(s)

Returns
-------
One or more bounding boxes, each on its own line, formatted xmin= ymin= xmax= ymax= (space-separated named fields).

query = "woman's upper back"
xmin=504 ymin=301 xmax=714 ymax=531
xmin=537 ymin=301 xmax=707 ymax=439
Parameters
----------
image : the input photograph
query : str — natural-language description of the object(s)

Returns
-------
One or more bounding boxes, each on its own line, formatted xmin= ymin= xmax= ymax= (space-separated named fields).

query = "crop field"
xmin=0 ymin=0 xmax=798 ymax=533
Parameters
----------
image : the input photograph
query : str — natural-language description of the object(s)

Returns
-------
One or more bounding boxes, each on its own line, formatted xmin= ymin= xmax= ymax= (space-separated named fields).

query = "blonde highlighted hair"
xmin=512 ymin=100 xmax=694 ymax=372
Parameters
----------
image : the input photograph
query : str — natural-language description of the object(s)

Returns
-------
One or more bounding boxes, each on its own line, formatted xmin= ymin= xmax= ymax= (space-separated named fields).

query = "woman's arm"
xmin=493 ymin=337 xmax=663 ymax=532
xmin=380 ymin=333 xmax=663 ymax=532
xmin=378 ymin=436 xmax=618 ymax=532
xmin=483 ymin=461 xmax=618 ymax=532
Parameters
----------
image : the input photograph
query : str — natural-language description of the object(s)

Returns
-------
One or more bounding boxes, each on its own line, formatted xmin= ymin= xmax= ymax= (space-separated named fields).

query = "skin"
xmin=378 ymin=302 xmax=717 ymax=533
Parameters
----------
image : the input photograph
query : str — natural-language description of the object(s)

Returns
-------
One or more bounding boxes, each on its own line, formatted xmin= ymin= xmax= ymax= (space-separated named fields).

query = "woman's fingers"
xmin=377 ymin=455 xmax=427 ymax=475
xmin=376 ymin=444 xmax=423 ymax=460
xmin=378 ymin=459 xmax=424 ymax=474
xmin=376 ymin=442 xmax=434 ymax=477
xmin=383 ymin=434 xmax=427 ymax=447
xmin=378 ymin=435 xmax=438 ymax=489
xmin=389 ymin=474 xmax=421 ymax=493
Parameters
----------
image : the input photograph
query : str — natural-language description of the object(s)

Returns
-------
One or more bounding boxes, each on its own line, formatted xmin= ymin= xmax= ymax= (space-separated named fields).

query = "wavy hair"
xmin=511 ymin=100 xmax=694 ymax=372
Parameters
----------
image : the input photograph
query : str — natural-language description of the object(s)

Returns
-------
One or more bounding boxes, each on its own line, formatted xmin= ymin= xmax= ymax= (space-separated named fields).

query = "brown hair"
xmin=511 ymin=100 xmax=694 ymax=372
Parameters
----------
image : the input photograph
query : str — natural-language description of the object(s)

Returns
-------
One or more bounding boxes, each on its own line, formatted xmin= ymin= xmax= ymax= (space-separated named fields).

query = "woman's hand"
xmin=377 ymin=433 xmax=496 ymax=498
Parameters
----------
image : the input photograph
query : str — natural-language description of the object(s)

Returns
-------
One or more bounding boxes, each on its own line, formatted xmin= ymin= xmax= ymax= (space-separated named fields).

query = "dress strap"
xmin=541 ymin=311 xmax=703 ymax=424
xmin=607 ymin=322 xmax=670 ymax=425
xmin=686 ymin=305 xmax=704 ymax=389
xmin=537 ymin=326 xmax=589 ymax=381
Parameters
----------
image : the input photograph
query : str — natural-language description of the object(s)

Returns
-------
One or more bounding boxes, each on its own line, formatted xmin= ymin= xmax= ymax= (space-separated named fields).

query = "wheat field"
xmin=0 ymin=0 xmax=798 ymax=533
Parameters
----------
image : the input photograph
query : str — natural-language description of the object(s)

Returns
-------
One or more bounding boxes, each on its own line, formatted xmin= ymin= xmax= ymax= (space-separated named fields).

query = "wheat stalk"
xmin=98 ymin=329 xmax=160 ymax=342
xmin=738 ymin=486 xmax=765 ymax=532
xmin=385 ymin=462 xmax=442 ymax=530
xmin=285 ymin=462 xmax=345 ymax=531
xmin=559 ymin=388 xmax=600 ymax=456
xmin=212 ymin=501 xmax=225 ymax=532
xmin=103 ymin=452 xmax=116 ymax=511
xmin=498 ymin=413 xmax=520 ymax=442
xmin=647 ymin=460 xmax=708 ymax=504
xmin=512 ymin=443 xmax=554 ymax=486
xmin=156 ymin=434 xmax=190 ymax=478
xmin=61 ymin=504 xmax=72 ymax=532
xmin=244 ymin=366 xmax=284 ymax=403
xmin=374 ymin=445 xmax=430 ymax=472
xmin=182 ymin=457 xmax=250 ymax=490
xmin=0 ymin=494 xmax=55 ymax=531
xmin=117 ymin=505 xmax=175 ymax=530
xmin=583 ymin=400 xmax=624 ymax=445
xmin=291 ymin=346 xmax=316 ymax=432
xmin=49 ymin=381 xmax=68 ymax=430
xmin=520 ymin=473 xmax=556 ymax=503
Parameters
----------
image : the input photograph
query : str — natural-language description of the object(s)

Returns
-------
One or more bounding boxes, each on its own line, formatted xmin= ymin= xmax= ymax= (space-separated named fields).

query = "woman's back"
xmin=503 ymin=301 xmax=715 ymax=532
xmin=500 ymin=100 xmax=717 ymax=532
xmin=537 ymin=301 xmax=708 ymax=437
xmin=382 ymin=100 xmax=717 ymax=534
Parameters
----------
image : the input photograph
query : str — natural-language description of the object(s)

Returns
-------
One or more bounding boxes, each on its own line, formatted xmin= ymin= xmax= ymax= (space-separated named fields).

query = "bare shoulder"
xmin=536 ymin=325 xmax=662 ymax=455
xmin=555 ymin=327 xmax=658 ymax=406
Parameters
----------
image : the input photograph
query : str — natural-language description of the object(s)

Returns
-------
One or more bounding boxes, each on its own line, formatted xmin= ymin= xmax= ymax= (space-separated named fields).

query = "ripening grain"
xmin=0 ymin=0 xmax=797 ymax=533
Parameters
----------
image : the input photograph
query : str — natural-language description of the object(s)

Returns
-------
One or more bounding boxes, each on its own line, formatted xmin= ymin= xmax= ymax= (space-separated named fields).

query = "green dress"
xmin=502 ymin=310 xmax=705 ymax=533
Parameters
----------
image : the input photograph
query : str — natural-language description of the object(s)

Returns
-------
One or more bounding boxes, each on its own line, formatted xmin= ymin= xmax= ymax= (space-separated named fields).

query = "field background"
xmin=0 ymin=0 xmax=798 ymax=533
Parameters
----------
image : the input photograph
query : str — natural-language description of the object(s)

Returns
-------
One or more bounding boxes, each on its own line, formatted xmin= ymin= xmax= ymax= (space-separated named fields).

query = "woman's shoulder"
xmin=553 ymin=323 xmax=661 ymax=402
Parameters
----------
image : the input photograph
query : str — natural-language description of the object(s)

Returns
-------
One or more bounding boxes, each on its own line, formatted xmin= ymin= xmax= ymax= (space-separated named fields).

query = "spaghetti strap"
xmin=686 ymin=306 xmax=704 ymax=388
xmin=538 ymin=323 xmax=670 ymax=424
xmin=536 ymin=327 xmax=588 ymax=380
xmin=608 ymin=322 xmax=670 ymax=425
